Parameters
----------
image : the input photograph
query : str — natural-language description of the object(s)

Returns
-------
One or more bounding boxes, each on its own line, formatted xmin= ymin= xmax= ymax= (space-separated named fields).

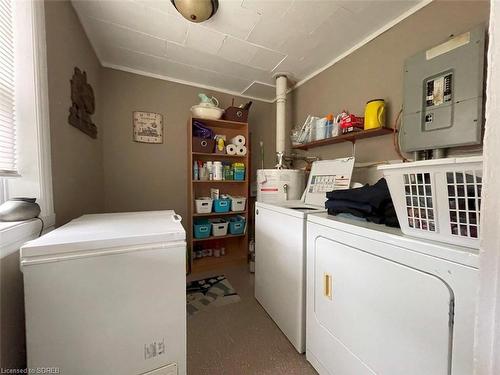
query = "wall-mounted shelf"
xmin=292 ymin=127 xmax=394 ymax=150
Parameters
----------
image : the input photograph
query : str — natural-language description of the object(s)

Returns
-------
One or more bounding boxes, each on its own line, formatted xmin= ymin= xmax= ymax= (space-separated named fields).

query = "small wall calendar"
xmin=133 ymin=111 xmax=163 ymax=144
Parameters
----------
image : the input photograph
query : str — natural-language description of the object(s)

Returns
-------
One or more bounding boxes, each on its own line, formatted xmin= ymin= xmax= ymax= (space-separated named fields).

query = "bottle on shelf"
xmin=213 ymin=161 xmax=223 ymax=181
xmin=206 ymin=161 xmax=213 ymax=180
xmin=193 ymin=161 xmax=199 ymax=180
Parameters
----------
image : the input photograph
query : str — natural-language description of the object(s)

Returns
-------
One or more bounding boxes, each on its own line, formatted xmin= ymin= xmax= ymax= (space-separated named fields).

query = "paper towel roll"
xmin=230 ymin=135 xmax=246 ymax=146
xmin=226 ymin=144 xmax=237 ymax=155
xmin=236 ymin=145 xmax=247 ymax=156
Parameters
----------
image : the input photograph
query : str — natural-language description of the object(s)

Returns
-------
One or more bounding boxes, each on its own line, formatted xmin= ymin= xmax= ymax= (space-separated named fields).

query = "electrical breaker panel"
xmin=401 ymin=25 xmax=485 ymax=152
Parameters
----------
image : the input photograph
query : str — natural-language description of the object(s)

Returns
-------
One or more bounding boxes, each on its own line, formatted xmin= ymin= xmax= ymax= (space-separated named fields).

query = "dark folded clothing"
xmin=325 ymin=199 xmax=373 ymax=215
xmin=326 ymin=178 xmax=391 ymax=211
xmin=325 ymin=178 xmax=399 ymax=228
xmin=328 ymin=207 xmax=370 ymax=218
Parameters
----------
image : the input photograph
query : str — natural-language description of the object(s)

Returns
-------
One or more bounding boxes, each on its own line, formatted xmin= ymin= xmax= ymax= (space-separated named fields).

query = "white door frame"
xmin=474 ymin=2 xmax=500 ymax=374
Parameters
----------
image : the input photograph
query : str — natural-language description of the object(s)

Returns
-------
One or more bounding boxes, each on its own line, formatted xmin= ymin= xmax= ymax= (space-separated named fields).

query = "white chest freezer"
xmin=21 ymin=211 xmax=186 ymax=375
xmin=255 ymin=158 xmax=354 ymax=353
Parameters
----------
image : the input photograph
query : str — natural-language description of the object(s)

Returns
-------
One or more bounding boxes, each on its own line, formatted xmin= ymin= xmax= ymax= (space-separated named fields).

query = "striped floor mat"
xmin=187 ymin=275 xmax=241 ymax=317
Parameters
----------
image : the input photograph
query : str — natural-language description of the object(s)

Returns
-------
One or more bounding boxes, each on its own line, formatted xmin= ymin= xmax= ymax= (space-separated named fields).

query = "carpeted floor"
xmin=187 ymin=265 xmax=317 ymax=375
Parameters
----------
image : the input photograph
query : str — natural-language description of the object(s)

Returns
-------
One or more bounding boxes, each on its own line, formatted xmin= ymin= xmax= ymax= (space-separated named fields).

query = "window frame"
xmin=0 ymin=0 xmax=54 ymax=228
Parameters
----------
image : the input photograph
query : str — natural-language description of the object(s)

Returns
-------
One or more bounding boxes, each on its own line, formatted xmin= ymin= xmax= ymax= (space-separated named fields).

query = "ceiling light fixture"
xmin=170 ymin=0 xmax=219 ymax=23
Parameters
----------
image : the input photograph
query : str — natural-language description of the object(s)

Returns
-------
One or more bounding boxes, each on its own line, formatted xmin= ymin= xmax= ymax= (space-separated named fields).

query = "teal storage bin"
xmin=213 ymin=198 xmax=231 ymax=213
xmin=193 ymin=219 xmax=211 ymax=239
xmin=234 ymin=170 xmax=245 ymax=181
xmin=229 ymin=216 xmax=246 ymax=235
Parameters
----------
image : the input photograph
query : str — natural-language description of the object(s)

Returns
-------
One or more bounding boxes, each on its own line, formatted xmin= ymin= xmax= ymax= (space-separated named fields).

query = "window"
xmin=0 ymin=0 xmax=54 ymax=227
xmin=0 ymin=0 xmax=18 ymax=177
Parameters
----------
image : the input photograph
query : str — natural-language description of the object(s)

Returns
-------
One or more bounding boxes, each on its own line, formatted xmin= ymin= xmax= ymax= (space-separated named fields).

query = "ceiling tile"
xmin=246 ymin=15 xmax=296 ymax=50
xmin=241 ymin=81 xmax=276 ymax=101
xmin=218 ymin=37 xmax=259 ymax=66
xmin=94 ymin=0 xmax=146 ymax=29
xmin=248 ymin=47 xmax=285 ymax=71
xmin=134 ymin=0 xmax=179 ymax=16
xmin=80 ymin=17 xmax=167 ymax=58
xmin=241 ymin=0 xmax=293 ymax=16
xmin=94 ymin=0 xmax=187 ymax=43
xmin=282 ymin=0 xmax=340 ymax=34
xmin=100 ymin=46 xmax=158 ymax=73
xmin=185 ymin=24 xmax=225 ymax=55
xmin=203 ymin=0 xmax=261 ymax=39
xmin=165 ymin=41 xmax=274 ymax=85
xmin=273 ymin=55 xmax=314 ymax=80
xmin=102 ymin=45 xmax=251 ymax=93
xmin=72 ymin=0 xmax=429 ymax=101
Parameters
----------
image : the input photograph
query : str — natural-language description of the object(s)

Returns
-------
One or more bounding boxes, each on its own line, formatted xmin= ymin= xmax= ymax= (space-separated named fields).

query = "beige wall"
xmin=45 ymin=0 xmax=104 ymax=227
xmin=289 ymin=0 xmax=490 ymax=171
xmin=100 ymin=68 xmax=275 ymax=220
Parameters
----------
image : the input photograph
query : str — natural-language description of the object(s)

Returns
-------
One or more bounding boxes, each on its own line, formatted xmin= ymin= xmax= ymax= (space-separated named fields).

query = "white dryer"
xmin=306 ymin=213 xmax=478 ymax=375
xmin=255 ymin=158 xmax=355 ymax=353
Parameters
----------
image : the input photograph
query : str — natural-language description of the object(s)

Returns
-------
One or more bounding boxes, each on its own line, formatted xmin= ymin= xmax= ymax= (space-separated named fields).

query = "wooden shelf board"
xmin=292 ymin=127 xmax=394 ymax=150
xmin=192 ymin=117 xmax=248 ymax=129
xmin=192 ymin=152 xmax=246 ymax=158
xmin=193 ymin=211 xmax=247 ymax=217
xmin=192 ymin=233 xmax=246 ymax=242
xmin=193 ymin=180 xmax=247 ymax=184
xmin=191 ymin=252 xmax=247 ymax=274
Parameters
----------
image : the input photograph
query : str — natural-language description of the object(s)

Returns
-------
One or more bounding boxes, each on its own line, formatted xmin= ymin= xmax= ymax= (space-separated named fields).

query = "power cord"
xmin=393 ymin=108 xmax=409 ymax=162
xmin=35 ymin=216 xmax=45 ymax=237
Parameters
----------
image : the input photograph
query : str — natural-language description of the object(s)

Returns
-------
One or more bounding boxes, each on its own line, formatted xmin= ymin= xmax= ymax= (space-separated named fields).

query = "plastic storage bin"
xmin=210 ymin=218 xmax=228 ymax=236
xmin=229 ymin=216 xmax=246 ymax=235
xmin=234 ymin=169 xmax=245 ymax=181
xmin=193 ymin=219 xmax=211 ymax=239
xmin=230 ymin=196 xmax=247 ymax=212
xmin=378 ymin=156 xmax=483 ymax=248
xmin=213 ymin=198 xmax=231 ymax=213
xmin=195 ymin=197 xmax=213 ymax=214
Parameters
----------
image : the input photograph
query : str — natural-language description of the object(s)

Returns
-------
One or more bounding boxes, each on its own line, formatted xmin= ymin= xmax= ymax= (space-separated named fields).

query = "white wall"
xmin=474 ymin=1 xmax=500 ymax=373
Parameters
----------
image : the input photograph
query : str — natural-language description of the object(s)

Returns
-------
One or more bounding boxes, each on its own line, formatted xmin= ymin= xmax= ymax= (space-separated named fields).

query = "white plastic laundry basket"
xmin=378 ymin=156 xmax=483 ymax=248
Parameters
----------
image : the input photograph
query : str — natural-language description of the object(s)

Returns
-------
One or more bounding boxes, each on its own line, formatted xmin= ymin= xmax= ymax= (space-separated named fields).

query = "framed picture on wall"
xmin=133 ymin=111 xmax=163 ymax=144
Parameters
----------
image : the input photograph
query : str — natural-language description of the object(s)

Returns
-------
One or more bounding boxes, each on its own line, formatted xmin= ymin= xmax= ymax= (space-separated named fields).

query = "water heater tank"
xmin=256 ymin=169 xmax=306 ymax=203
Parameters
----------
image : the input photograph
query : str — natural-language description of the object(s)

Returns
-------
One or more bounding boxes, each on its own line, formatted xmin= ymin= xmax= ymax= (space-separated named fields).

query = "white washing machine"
xmin=306 ymin=213 xmax=478 ymax=375
xmin=21 ymin=211 xmax=186 ymax=375
xmin=255 ymin=158 xmax=355 ymax=353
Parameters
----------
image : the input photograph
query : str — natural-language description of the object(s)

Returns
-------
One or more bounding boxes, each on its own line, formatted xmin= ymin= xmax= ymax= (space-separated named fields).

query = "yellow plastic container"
xmin=364 ymin=99 xmax=386 ymax=130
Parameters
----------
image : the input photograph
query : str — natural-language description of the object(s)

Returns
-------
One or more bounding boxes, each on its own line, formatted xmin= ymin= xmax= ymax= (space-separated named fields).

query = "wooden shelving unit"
xmin=292 ymin=127 xmax=393 ymax=150
xmin=187 ymin=117 xmax=249 ymax=274
xmin=193 ymin=211 xmax=247 ymax=217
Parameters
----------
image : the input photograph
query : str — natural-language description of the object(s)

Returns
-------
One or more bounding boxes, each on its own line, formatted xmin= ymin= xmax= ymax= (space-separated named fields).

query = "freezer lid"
xmin=21 ymin=211 xmax=185 ymax=259
xmin=303 ymin=157 xmax=355 ymax=207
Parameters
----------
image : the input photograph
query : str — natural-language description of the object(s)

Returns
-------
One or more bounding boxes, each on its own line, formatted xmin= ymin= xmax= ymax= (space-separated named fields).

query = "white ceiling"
xmin=72 ymin=0 xmax=429 ymax=102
